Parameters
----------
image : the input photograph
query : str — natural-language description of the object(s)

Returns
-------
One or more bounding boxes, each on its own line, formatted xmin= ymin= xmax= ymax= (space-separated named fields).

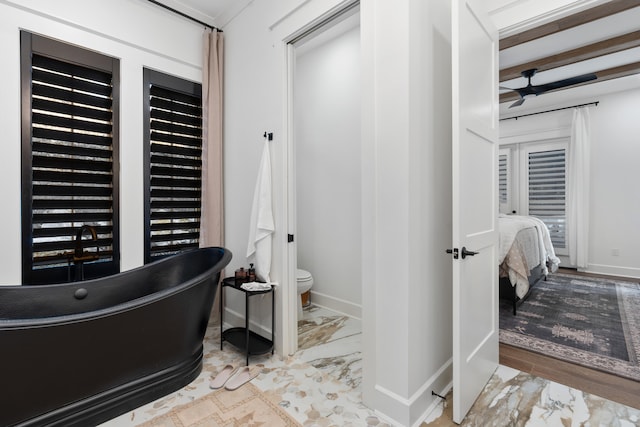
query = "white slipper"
xmin=209 ymin=365 xmax=237 ymax=389
xmin=224 ymin=366 xmax=260 ymax=391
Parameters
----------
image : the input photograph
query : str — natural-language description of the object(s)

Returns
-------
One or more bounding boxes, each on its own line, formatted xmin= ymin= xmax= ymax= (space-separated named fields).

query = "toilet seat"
xmin=296 ymin=269 xmax=312 ymax=281
xmin=296 ymin=269 xmax=313 ymax=318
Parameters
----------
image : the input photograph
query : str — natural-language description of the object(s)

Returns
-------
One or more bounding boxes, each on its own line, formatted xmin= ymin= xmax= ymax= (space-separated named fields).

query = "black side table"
xmin=220 ymin=277 xmax=274 ymax=365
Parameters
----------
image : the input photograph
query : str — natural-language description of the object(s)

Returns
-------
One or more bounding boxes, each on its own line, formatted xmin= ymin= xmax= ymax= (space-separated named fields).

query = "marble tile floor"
xmin=296 ymin=305 xmax=363 ymax=390
xmin=101 ymin=304 xmax=385 ymax=427
xmin=100 ymin=304 xmax=640 ymax=426
xmin=422 ymin=365 xmax=640 ymax=426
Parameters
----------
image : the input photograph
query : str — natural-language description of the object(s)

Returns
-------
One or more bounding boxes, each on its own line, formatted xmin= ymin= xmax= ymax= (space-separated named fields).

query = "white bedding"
xmin=499 ymin=214 xmax=561 ymax=298
xmin=499 ymin=214 xmax=560 ymax=272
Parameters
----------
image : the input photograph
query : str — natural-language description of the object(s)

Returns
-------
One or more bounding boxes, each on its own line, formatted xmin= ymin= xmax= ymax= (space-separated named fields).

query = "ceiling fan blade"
xmin=509 ymin=98 xmax=526 ymax=108
xmin=532 ymin=73 xmax=597 ymax=95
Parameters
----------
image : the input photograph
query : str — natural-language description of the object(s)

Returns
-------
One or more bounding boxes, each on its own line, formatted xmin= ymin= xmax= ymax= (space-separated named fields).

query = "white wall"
xmin=362 ymin=1 xmax=453 ymax=423
xmin=295 ymin=24 xmax=362 ymax=317
xmin=500 ymin=87 xmax=640 ymax=278
xmin=223 ymin=0 xmax=454 ymax=425
xmin=589 ymin=89 xmax=640 ymax=278
xmin=0 ymin=0 xmax=204 ymax=283
xmin=219 ymin=0 xmax=289 ymax=358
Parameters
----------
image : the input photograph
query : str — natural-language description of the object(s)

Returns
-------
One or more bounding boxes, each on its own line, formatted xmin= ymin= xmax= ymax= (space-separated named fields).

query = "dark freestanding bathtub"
xmin=0 ymin=247 xmax=231 ymax=427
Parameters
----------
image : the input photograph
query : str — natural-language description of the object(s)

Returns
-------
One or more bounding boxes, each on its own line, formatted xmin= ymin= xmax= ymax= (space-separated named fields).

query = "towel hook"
xmin=263 ymin=132 xmax=273 ymax=141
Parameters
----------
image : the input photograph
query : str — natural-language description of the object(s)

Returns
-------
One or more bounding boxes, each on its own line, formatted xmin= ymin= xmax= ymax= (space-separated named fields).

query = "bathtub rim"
xmin=0 ymin=246 xmax=231 ymax=328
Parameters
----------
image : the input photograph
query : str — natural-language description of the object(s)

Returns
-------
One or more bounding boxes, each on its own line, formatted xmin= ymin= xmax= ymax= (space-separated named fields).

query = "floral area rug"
xmin=499 ymin=272 xmax=640 ymax=381
xmin=139 ymin=382 xmax=300 ymax=427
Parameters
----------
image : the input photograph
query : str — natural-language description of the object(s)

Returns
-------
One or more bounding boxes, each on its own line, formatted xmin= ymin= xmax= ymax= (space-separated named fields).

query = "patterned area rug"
xmin=499 ymin=273 xmax=640 ymax=381
xmin=139 ymin=383 xmax=301 ymax=427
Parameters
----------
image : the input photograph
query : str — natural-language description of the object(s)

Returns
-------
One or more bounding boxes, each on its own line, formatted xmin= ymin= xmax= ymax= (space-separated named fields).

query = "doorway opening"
xmin=286 ymin=3 xmax=363 ymax=385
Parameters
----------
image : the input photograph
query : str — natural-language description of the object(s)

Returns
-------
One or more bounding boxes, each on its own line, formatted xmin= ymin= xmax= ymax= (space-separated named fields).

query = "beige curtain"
xmin=201 ymin=29 xmax=224 ymax=322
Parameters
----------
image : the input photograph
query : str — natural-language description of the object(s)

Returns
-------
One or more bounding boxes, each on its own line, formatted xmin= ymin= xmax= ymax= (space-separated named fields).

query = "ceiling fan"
xmin=501 ymin=68 xmax=597 ymax=108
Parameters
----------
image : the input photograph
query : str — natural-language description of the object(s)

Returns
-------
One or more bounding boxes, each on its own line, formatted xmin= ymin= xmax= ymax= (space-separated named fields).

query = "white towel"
xmin=240 ymin=281 xmax=273 ymax=292
xmin=246 ymin=138 xmax=274 ymax=282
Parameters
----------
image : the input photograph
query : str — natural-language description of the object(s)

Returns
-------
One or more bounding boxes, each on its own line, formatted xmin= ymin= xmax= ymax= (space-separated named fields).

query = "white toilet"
xmin=296 ymin=269 xmax=314 ymax=318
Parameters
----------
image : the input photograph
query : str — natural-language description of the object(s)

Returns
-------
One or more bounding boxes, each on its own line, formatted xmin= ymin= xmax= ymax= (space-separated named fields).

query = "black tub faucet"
xmin=74 ymin=225 xmax=98 ymax=260
xmin=72 ymin=225 xmax=99 ymax=281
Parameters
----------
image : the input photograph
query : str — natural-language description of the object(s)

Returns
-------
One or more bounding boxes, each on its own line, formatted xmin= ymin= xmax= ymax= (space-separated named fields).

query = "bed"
xmin=498 ymin=214 xmax=560 ymax=315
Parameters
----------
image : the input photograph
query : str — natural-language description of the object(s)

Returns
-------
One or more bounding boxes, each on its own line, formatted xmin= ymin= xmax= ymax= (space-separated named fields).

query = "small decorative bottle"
xmin=248 ymin=263 xmax=256 ymax=282
xmin=235 ymin=267 xmax=246 ymax=283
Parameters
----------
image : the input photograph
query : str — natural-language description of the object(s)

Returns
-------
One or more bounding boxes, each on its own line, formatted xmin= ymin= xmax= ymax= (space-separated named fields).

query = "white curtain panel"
xmin=568 ymin=107 xmax=590 ymax=268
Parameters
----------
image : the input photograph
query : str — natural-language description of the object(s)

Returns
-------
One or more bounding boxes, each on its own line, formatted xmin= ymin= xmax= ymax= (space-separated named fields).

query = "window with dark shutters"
xmin=21 ymin=32 xmax=120 ymax=284
xmin=143 ymin=69 xmax=203 ymax=263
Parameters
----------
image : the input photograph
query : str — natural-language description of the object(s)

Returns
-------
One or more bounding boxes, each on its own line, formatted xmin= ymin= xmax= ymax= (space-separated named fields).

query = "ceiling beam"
xmin=500 ymin=30 xmax=640 ymax=82
xmin=499 ymin=0 xmax=640 ymax=50
xmin=500 ymin=60 xmax=640 ymax=103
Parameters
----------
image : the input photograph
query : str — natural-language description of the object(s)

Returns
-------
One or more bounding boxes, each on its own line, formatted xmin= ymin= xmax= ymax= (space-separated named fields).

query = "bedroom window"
xmin=498 ymin=148 xmax=516 ymax=214
xmin=143 ymin=69 xmax=203 ymax=263
xmin=499 ymin=155 xmax=508 ymax=203
xmin=527 ymin=148 xmax=567 ymax=250
xmin=20 ymin=32 xmax=120 ymax=285
xmin=499 ymin=140 xmax=568 ymax=255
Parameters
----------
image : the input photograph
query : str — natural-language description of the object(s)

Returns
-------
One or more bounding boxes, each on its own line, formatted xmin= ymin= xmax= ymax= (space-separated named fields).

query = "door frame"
xmin=280 ymin=0 xmax=361 ymax=357
xmin=283 ymin=41 xmax=299 ymax=356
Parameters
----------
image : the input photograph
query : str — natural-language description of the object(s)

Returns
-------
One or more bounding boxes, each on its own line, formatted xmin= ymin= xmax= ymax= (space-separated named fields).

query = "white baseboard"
xmin=585 ymin=264 xmax=640 ymax=280
xmin=309 ymin=290 xmax=362 ymax=319
xmin=373 ymin=358 xmax=452 ymax=427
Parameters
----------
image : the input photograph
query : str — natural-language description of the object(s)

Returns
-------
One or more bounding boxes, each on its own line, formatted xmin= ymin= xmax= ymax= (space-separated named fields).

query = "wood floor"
xmin=499 ymin=268 xmax=640 ymax=410
xmin=499 ymin=343 xmax=640 ymax=409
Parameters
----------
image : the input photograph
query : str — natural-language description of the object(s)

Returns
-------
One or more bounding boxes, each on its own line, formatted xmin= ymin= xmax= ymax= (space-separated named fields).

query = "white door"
xmin=451 ymin=0 xmax=499 ymax=423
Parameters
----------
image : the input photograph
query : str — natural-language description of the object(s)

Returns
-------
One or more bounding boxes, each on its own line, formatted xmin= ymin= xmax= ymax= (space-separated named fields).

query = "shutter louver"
xmin=499 ymin=154 xmax=507 ymax=204
xmin=30 ymin=54 xmax=115 ymax=268
xmin=148 ymin=85 xmax=202 ymax=259
xmin=528 ymin=149 xmax=566 ymax=249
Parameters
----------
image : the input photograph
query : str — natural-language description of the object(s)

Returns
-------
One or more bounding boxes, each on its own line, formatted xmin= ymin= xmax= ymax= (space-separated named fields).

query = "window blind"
xmin=528 ymin=149 xmax=566 ymax=248
xmin=499 ymin=154 xmax=508 ymax=204
xmin=146 ymin=77 xmax=202 ymax=260
xmin=29 ymin=54 xmax=115 ymax=272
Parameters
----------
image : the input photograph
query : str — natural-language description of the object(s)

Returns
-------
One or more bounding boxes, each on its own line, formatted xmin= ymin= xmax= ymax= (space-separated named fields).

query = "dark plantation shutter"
xmin=31 ymin=54 xmax=115 ymax=267
xmin=145 ymin=71 xmax=202 ymax=261
xmin=22 ymin=32 xmax=119 ymax=284
xmin=528 ymin=149 xmax=567 ymax=249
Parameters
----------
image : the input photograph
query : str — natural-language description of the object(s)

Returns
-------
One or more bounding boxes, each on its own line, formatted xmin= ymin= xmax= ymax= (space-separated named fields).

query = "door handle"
xmin=460 ymin=247 xmax=478 ymax=259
